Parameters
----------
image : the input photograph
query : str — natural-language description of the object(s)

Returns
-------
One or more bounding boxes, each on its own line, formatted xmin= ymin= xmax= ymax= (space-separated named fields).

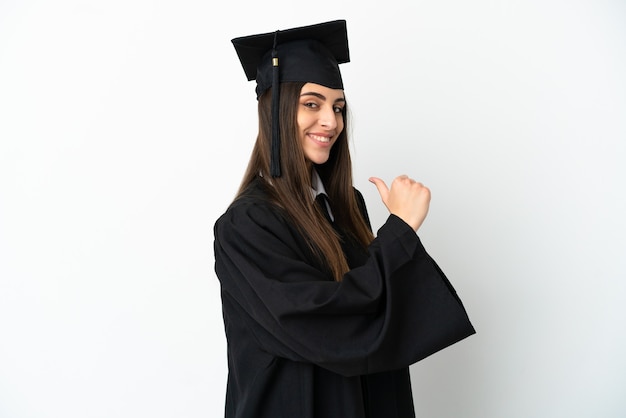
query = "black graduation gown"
xmin=213 ymin=177 xmax=475 ymax=418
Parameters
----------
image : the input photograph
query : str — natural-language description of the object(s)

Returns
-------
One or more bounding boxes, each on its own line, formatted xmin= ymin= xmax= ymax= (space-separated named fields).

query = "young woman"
xmin=213 ymin=20 xmax=475 ymax=418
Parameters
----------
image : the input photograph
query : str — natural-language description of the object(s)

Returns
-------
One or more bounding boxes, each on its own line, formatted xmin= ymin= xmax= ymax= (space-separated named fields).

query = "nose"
xmin=319 ymin=105 xmax=338 ymax=130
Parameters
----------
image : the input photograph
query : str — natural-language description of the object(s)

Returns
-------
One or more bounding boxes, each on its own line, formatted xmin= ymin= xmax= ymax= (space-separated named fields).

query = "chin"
xmin=306 ymin=152 xmax=332 ymax=165
xmin=310 ymin=157 xmax=330 ymax=165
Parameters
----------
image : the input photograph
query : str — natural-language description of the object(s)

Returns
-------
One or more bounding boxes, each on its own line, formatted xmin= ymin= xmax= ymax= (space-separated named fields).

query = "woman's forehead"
xmin=300 ymin=83 xmax=345 ymax=100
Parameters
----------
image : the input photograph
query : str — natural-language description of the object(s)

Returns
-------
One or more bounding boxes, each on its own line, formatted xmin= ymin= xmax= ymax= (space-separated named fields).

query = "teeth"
xmin=311 ymin=134 xmax=330 ymax=143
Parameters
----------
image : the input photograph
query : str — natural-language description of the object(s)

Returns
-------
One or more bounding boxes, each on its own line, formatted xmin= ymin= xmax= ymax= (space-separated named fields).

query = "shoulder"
xmin=352 ymin=187 xmax=371 ymax=230
xmin=213 ymin=179 xmax=317 ymax=268
xmin=352 ymin=187 xmax=366 ymax=207
xmin=214 ymin=178 xmax=288 ymax=237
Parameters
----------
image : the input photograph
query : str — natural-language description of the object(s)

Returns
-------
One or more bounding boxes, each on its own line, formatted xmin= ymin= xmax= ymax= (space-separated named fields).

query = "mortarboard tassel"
xmin=270 ymin=31 xmax=281 ymax=177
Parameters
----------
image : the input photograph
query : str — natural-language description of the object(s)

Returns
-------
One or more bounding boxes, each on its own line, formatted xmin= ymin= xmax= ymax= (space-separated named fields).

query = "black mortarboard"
xmin=232 ymin=20 xmax=350 ymax=177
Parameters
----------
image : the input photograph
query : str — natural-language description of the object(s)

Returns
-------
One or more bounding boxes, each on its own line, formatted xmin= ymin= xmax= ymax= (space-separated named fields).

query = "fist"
xmin=369 ymin=175 xmax=431 ymax=231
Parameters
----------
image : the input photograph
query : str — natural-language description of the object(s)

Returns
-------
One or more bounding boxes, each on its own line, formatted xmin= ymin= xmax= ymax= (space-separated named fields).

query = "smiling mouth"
xmin=309 ymin=134 xmax=331 ymax=143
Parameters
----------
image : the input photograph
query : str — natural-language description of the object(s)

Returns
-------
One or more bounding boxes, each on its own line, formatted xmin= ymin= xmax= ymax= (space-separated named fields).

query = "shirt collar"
xmin=311 ymin=169 xmax=328 ymax=197
xmin=311 ymin=169 xmax=334 ymax=221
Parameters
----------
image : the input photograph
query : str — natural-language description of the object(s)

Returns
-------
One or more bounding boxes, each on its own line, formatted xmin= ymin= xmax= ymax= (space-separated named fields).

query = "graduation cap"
xmin=232 ymin=20 xmax=350 ymax=177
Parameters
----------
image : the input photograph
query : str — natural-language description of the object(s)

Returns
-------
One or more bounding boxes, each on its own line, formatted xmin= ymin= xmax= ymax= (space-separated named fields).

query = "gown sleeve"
xmin=213 ymin=192 xmax=475 ymax=377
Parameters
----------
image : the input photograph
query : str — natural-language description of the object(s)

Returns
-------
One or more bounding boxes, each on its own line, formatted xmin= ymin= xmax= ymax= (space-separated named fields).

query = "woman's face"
xmin=297 ymin=82 xmax=345 ymax=165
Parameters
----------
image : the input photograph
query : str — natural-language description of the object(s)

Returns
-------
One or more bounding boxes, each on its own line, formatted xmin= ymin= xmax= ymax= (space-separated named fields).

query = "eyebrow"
xmin=300 ymin=91 xmax=346 ymax=103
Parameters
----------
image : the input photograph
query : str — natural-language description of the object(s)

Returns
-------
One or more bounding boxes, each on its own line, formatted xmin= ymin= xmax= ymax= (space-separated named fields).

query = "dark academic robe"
xmin=213 ymin=177 xmax=475 ymax=418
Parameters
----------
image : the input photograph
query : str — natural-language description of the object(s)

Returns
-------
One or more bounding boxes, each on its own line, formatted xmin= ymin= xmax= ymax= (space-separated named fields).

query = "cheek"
xmin=337 ymin=115 xmax=345 ymax=134
xmin=297 ymin=111 xmax=312 ymax=132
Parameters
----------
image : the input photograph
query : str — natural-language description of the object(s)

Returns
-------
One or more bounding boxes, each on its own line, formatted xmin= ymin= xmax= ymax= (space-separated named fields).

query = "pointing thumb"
xmin=369 ymin=177 xmax=389 ymax=205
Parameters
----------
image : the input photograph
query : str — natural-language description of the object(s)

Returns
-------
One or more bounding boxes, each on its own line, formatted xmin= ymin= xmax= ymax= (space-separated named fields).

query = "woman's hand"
xmin=369 ymin=175 xmax=431 ymax=231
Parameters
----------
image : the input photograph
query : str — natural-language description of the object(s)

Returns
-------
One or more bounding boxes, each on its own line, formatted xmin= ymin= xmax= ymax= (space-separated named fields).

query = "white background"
xmin=1 ymin=0 xmax=625 ymax=417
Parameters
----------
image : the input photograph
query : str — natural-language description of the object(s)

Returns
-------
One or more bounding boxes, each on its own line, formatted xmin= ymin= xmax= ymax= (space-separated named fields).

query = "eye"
xmin=333 ymin=106 xmax=344 ymax=114
xmin=303 ymin=101 xmax=319 ymax=109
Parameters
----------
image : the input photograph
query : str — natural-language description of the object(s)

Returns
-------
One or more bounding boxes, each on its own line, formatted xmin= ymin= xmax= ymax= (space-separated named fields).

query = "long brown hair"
xmin=236 ymin=82 xmax=374 ymax=281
